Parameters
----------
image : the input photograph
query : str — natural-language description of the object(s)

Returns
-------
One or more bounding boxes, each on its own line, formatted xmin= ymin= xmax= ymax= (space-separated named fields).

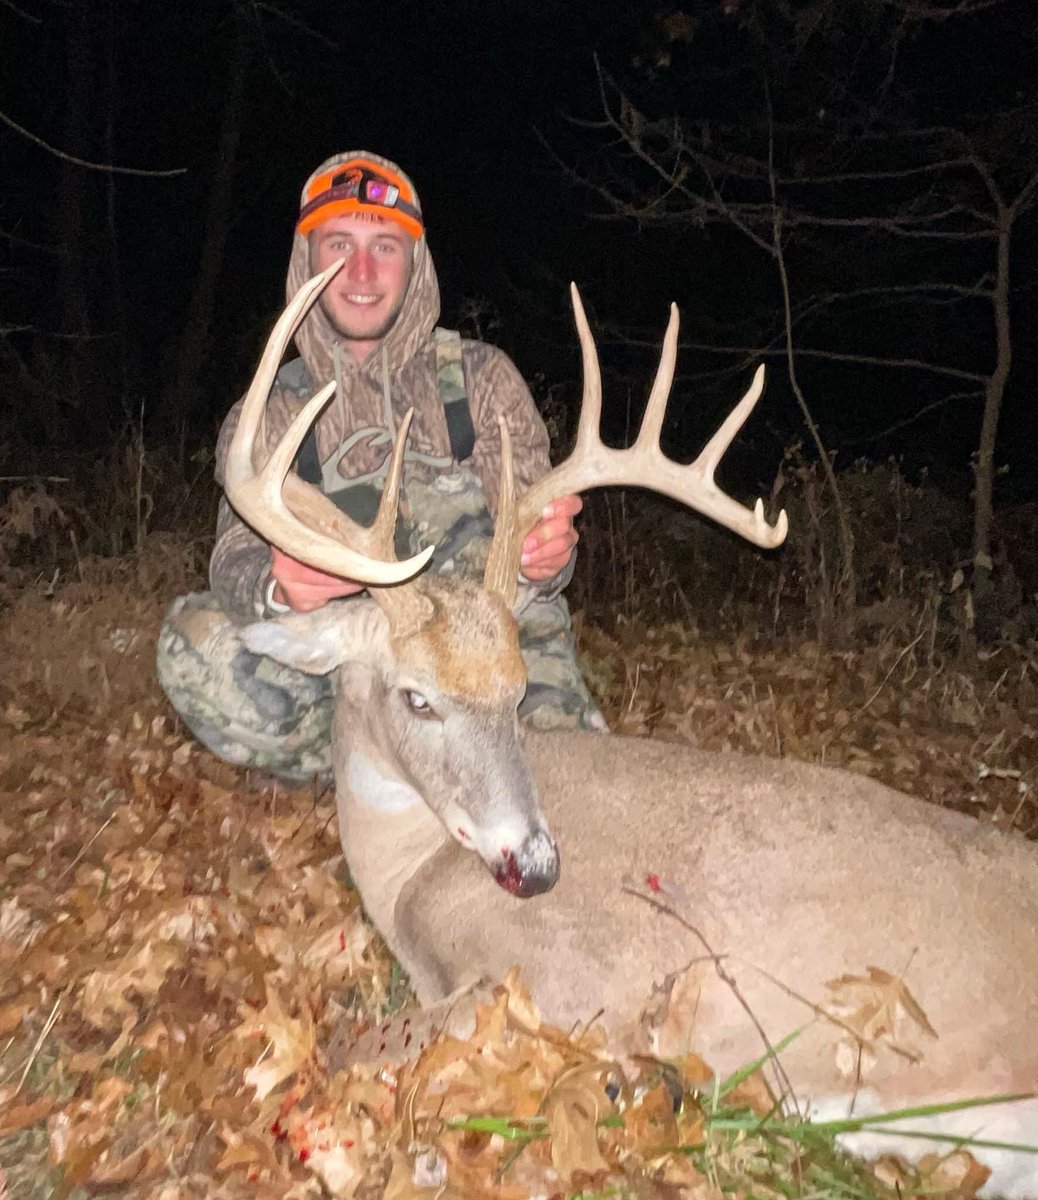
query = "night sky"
xmin=2 ymin=0 xmax=1036 ymax=501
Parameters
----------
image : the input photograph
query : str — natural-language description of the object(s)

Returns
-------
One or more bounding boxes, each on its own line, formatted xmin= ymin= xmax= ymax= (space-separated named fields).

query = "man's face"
xmin=309 ymin=214 xmax=415 ymax=359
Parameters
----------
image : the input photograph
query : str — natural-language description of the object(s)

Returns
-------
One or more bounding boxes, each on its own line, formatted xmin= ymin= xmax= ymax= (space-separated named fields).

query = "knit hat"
xmin=296 ymin=154 xmax=423 ymax=239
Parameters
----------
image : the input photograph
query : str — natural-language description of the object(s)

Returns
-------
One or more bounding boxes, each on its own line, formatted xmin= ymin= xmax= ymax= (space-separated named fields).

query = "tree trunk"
xmin=159 ymin=18 xmax=252 ymax=436
xmin=55 ymin=0 xmax=95 ymax=419
xmin=102 ymin=0 xmax=127 ymax=404
xmin=972 ymin=212 xmax=1011 ymax=570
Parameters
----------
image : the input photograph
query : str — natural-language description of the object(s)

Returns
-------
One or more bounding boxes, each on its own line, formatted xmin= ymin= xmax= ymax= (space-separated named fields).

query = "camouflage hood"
xmin=287 ymin=150 xmax=439 ymax=381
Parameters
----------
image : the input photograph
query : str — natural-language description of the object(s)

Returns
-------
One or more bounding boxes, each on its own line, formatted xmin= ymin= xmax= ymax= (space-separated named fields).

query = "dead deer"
xmin=226 ymin=262 xmax=1038 ymax=1197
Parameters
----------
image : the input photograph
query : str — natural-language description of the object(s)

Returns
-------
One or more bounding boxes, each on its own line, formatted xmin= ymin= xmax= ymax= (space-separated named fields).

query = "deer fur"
xmin=243 ymin=578 xmax=1038 ymax=1199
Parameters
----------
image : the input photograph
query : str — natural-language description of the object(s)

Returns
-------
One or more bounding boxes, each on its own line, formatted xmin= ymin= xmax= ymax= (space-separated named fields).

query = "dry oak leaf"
xmin=215 ymin=1127 xmax=281 ymax=1180
xmin=724 ymin=1068 xmax=777 ymax=1118
xmin=283 ymin=1108 xmax=376 ymax=1199
xmin=0 ymin=995 xmax=33 ymax=1038
xmin=0 ymin=1090 xmax=54 ymax=1136
xmin=919 ymin=1148 xmax=991 ymax=1197
xmin=47 ymin=1076 xmax=133 ymax=1187
xmin=239 ymin=986 xmax=317 ymax=1100
xmin=381 ymin=1147 xmax=475 ymax=1200
xmin=621 ymin=1082 xmax=679 ymax=1156
xmin=824 ymin=965 xmax=937 ymax=1077
xmin=543 ymin=1061 xmax=613 ymax=1182
xmin=79 ymin=938 xmax=181 ymax=1025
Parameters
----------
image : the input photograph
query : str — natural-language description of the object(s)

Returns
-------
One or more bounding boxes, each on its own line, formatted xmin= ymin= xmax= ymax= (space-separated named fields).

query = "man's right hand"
xmin=270 ymin=547 xmax=365 ymax=612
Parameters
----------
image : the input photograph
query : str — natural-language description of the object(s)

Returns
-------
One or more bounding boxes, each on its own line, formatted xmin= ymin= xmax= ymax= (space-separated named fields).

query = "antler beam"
xmin=223 ymin=261 xmax=434 ymax=587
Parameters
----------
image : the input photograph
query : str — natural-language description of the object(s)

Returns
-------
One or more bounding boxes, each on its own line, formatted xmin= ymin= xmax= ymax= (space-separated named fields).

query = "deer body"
xmin=245 ymin=583 xmax=1038 ymax=1196
xmin=398 ymin=731 xmax=1038 ymax=1095
xmin=228 ymin=266 xmax=1038 ymax=1196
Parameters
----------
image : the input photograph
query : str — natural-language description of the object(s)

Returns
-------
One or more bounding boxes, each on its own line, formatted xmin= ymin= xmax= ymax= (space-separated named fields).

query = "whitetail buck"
xmin=227 ymin=262 xmax=1038 ymax=1196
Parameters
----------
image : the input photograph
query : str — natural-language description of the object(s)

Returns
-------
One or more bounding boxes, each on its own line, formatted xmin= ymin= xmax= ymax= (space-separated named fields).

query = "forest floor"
xmin=0 ymin=555 xmax=1035 ymax=1199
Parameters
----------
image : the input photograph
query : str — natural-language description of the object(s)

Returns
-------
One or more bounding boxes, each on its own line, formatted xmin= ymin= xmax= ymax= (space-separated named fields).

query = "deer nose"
xmin=494 ymin=829 xmax=559 ymax=898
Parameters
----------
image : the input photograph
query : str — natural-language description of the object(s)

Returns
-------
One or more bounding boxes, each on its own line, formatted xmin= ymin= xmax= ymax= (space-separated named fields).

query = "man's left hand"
xmin=520 ymin=494 xmax=582 ymax=582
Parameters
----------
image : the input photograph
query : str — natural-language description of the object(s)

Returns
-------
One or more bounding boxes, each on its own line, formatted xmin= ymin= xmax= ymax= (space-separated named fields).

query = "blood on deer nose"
xmin=493 ymin=830 xmax=559 ymax=897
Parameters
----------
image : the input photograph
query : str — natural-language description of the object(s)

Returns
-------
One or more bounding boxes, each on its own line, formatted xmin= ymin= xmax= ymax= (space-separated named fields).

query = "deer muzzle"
xmin=493 ymin=827 xmax=559 ymax=897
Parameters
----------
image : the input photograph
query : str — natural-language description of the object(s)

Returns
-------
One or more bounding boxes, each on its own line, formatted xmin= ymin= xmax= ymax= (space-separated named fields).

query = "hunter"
xmin=157 ymin=150 xmax=604 ymax=780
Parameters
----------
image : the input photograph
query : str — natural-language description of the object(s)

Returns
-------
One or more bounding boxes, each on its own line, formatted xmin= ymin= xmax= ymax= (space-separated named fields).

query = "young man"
xmin=157 ymin=150 xmax=605 ymax=781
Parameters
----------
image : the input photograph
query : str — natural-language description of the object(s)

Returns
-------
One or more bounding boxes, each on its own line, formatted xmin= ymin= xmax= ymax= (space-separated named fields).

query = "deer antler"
xmin=484 ymin=284 xmax=788 ymax=605
xmin=223 ymin=260 xmax=434 ymax=589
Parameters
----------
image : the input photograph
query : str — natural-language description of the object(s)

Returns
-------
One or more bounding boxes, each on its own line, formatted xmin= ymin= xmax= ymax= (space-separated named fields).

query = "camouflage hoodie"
xmin=209 ymin=151 xmax=553 ymax=622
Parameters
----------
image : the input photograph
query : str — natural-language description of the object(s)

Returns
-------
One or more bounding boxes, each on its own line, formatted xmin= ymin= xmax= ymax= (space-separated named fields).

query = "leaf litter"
xmin=1 ymin=578 xmax=1035 ymax=1199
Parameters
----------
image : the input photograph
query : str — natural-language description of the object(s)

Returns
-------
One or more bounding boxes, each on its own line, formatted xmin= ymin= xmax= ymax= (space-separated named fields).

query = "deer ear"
xmin=240 ymin=608 xmax=347 ymax=675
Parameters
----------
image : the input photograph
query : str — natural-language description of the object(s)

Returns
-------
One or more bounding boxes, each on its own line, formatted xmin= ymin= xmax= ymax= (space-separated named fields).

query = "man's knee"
xmin=517 ymin=596 xmax=608 ymax=734
xmin=157 ymin=592 xmax=334 ymax=780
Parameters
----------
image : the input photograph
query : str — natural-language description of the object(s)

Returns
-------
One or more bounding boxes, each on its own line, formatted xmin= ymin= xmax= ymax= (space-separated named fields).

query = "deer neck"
xmin=332 ymin=659 xmax=450 ymax=938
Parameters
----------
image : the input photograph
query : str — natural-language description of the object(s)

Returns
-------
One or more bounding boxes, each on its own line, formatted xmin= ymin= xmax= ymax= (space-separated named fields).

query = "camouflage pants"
xmin=157 ymin=590 xmax=606 ymax=782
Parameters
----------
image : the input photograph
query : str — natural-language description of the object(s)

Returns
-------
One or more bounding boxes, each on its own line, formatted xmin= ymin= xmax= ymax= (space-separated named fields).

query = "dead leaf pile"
xmin=579 ymin=617 xmax=1037 ymax=835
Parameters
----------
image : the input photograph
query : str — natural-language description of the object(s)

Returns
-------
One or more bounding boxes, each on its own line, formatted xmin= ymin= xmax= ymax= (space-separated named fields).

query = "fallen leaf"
xmin=543 ymin=1062 xmax=612 ymax=1182
xmin=0 ymin=1092 xmax=54 ymax=1135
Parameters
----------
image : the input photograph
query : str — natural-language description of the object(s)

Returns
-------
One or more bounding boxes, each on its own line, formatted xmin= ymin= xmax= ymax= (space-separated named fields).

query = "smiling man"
xmin=156 ymin=151 xmax=605 ymax=782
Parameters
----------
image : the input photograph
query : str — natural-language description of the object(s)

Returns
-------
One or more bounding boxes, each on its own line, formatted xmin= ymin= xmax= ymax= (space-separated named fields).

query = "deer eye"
xmin=404 ymin=690 xmax=435 ymax=718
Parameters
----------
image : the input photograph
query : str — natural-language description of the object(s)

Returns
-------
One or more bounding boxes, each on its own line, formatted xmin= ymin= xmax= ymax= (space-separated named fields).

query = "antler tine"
xmin=484 ymin=290 xmax=786 ymax=604
xmin=569 ymin=284 xmax=604 ymax=459
xmin=633 ymin=303 xmax=679 ymax=453
xmin=224 ymin=261 xmax=434 ymax=588
xmin=681 ymin=364 xmax=789 ymax=547
xmin=361 ymin=406 xmax=437 ymax=633
xmin=260 ymin=380 xmax=337 ymax=502
xmin=228 ymin=265 xmax=340 ymax=478
xmin=693 ymin=364 xmax=765 ymax=482
xmin=512 ymin=286 xmax=608 ymax=536
xmin=369 ymin=407 xmax=414 ymax=556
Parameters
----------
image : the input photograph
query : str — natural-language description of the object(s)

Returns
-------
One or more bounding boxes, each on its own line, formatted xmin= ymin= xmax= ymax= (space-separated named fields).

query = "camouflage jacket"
xmin=209 ymin=151 xmax=558 ymax=623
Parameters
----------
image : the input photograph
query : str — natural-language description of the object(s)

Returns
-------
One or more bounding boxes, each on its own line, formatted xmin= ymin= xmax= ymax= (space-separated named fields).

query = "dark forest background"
xmin=2 ymin=0 xmax=1036 ymax=634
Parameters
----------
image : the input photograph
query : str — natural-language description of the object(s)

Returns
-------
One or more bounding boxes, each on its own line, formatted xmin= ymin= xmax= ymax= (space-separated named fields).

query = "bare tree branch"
xmin=782 ymin=212 xmax=996 ymax=239
xmin=0 ymin=107 xmax=186 ymax=176
xmin=882 ymin=0 xmax=1014 ymax=21
xmin=254 ymin=1 xmax=340 ymax=50
xmin=0 ymin=225 xmax=61 ymax=254
xmin=799 ymin=281 xmax=992 ymax=307
xmin=843 ymin=390 xmax=984 ymax=448
xmin=1008 ymin=167 xmax=1038 ymax=219
xmin=782 ymin=348 xmax=988 ymax=382
xmin=591 ymin=58 xmax=775 ymax=254
xmin=603 ymin=331 xmax=990 ymax=384
xmin=780 ymin=159 xmax=975 ymax=186
xmin=0 ymin=0 xmax=41 ymax=22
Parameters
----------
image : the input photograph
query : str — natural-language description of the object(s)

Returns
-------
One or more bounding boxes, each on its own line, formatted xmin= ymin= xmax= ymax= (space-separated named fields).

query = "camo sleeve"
xmin=209 ymin=495 xmax=274 ymax=623
xmin=464 ymin=344 xmax=550 ymax=505
xmin=209 ymin=395 xmax=276 ymax=623
xmin=209 ymin=375 xmax=322 ymax=622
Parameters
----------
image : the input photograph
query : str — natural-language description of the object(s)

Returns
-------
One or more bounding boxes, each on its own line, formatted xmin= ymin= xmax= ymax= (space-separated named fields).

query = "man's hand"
xmin=520 ymin=494 xmax=582 ymax=583
xmin=270 ymin=547 xmax=365 ymax=612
